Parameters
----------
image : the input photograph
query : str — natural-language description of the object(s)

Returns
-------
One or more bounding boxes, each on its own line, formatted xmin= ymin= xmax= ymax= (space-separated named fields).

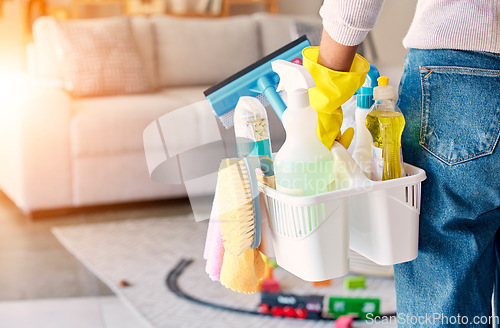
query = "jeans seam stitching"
xmin=421 ymin=66 xmax=500 ymax=77
xmin=419 ymin=66 xmax=428 ymax=150
xmin=423 ymin=70 xmax=433 ymax=79
xmin=420 ymin=124 xmax=500 ymax=164
xmin=420 ymin=122 xmax=500 ymax=164
xmin=421 ymin=138 xmax=498 ymax=164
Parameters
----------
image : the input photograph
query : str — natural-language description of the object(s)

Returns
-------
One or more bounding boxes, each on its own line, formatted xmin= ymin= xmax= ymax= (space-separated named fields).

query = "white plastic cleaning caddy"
xmin=260 ymin=142 xmax=426 ymax=281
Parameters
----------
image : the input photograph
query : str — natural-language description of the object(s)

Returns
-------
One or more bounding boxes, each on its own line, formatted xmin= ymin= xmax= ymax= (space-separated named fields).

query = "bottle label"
xmin=237 ymin=139 xmax=272 ymax=158
xmin=247 ymin=119 xmax=269 ymax=141
xmin=371 ymin=145 xmax=405 ymax=180
xmin=371 ymin=145 xmax=383 ymax=181
xmin=276 ymin=184 xmax=304 ymax=196
xmin=275 ymin=159 xmax=334 ymax=195
xmin=400 ymin=147 xmax=406 ymax=177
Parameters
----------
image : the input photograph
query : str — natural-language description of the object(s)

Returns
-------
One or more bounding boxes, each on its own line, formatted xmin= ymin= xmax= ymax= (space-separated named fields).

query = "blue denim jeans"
xmin=394 ymin=49 xmax=500 ymax=327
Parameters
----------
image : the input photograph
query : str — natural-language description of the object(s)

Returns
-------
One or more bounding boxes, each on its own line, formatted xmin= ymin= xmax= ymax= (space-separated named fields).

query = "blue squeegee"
xmin=204 ymin=35 xmax=311 ymax=129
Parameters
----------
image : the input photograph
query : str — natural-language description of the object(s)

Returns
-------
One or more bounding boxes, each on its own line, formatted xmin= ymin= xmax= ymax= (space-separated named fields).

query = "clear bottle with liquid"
xmin=271 ymin=60 xmax=334 ymax=196
xmin=365 ymin=76 xmax=405 ymax=181
xmin=234 ymin=96 xmax=272 ymax=159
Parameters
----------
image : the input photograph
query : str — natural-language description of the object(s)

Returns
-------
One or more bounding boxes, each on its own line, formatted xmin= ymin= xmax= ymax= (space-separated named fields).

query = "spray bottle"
xmin=271 ymin=60 xmax=334 ymax=196
xmin=233 ymin=96 xmax=272 ymax=159
xmin=365 ymin=76 xmax=405 ymax=181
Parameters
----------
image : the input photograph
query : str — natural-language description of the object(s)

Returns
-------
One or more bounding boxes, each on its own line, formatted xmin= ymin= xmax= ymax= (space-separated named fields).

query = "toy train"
xmin=259 ymin=292 xmax=380 ymax=320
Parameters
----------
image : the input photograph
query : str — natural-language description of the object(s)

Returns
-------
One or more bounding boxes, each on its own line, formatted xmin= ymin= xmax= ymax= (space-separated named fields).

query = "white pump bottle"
xmin=271 ymin=60 xmax=335 ymax=196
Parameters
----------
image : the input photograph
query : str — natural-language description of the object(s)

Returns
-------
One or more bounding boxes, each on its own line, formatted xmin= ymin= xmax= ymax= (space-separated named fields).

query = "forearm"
xmin=318 ymin=0 xmax=384 ymax=71
xmin=320 ymin=0 xmax=384 ymax=46
xmin=318 ymin=29 xmax=358 ymax=72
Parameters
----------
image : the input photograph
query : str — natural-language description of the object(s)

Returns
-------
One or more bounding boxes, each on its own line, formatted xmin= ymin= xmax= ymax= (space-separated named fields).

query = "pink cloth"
xmin=204 ymin=192 xmax=225 ymax=281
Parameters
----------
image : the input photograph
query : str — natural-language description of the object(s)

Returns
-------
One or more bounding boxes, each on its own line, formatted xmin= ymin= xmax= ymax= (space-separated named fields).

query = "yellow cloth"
xmin=220 ymin=248 xmax=265 ymax=294
xmin=302 ymin=47 xmax=370 ymax=150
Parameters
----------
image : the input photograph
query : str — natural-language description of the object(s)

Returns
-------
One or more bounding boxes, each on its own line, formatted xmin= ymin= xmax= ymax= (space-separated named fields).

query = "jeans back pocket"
xmin=420 ymin=66 xmax=500 ymax=165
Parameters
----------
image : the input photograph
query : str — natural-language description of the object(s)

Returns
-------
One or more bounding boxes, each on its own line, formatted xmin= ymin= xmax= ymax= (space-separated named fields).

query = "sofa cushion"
xmin=72 ymin=153 xmax=188 ymax=206
xmin=32 ymin=16 xmax=158 ymax=89
xmin=54 ymin=17 xmax=151 ymax=97
xmin=33 ymin=17 xmax=64 ymax=82
xmin=130 ymin=16 xmax=160 ymax=90
xmin=70 ymin=87 xmax=208 ymax=156
xmin=152 ymin=16 xmax=260 ymax=87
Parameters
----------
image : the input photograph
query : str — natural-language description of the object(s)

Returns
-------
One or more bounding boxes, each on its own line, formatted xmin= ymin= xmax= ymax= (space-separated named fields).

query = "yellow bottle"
xmin=365 ymin=76 xmax=405 ymax=181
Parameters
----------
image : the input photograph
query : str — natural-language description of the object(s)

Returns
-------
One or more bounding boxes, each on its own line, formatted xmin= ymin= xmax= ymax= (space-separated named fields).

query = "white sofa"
xmin=0 ymin=13 xmax=320 ymax=215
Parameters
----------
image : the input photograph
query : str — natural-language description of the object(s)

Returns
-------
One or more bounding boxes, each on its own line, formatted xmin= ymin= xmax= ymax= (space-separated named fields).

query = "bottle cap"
xmin=356 ymin=86 xmax=374 ymax=109
xmin=378 ymin=76 xmax=389 ymax=86
xmin=271 ymin=59 xmax=315 ymax=110
xmin=373 ymin=76 xmax=395 ymax=100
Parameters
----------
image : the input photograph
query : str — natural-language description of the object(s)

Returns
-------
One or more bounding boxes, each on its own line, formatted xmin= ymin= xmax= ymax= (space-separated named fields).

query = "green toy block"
xmin=328 ymin=296 xmax=380 ymax=320
xmin=344 ymin=276 xmax=366 ymax=290
xmin=267 ymin=258 xmax=278 ymax=268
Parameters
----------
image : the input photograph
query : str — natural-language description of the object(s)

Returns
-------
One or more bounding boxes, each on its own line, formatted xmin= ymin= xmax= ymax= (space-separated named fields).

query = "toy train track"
xmin=166 ymin=258 xmax=259 ymax=316
xmin=166 ymin=258 xmax=397 ymax=322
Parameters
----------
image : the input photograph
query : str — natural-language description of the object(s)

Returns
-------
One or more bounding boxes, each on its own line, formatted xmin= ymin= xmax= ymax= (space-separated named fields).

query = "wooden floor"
xmin=0 ymin=191 xmax=193 ymax=301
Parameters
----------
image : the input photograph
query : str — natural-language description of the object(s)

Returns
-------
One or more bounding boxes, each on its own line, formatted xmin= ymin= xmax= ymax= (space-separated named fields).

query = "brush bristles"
xmin=218 ymin=159 xmax=256 ymax=257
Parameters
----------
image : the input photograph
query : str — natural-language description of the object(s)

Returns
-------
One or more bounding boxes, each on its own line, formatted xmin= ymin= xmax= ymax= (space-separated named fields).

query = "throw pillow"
xmin=54 ymin=17 xmax=150 ymax=97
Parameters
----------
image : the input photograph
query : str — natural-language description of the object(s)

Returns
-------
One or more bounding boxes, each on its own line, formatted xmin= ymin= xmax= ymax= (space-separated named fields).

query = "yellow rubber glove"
xmin=302 ymin=47 xmax=370 ymax=150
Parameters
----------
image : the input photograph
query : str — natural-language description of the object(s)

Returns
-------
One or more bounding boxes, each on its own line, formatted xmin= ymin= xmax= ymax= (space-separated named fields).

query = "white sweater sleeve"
xmin=320 ymin=0 xmax=385 ymax=46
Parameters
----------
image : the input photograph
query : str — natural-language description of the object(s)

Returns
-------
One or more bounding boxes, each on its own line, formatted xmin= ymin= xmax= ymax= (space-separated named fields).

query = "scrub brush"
xmin=217 ymin=156 xmax=261 ymax=257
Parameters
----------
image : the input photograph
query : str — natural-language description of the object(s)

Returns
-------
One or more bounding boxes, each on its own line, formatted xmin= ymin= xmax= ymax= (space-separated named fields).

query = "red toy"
xmin=335 ymin=315 xmax=354 ymax=328
xmin=259 ymin=257 xmax=280 ymax=293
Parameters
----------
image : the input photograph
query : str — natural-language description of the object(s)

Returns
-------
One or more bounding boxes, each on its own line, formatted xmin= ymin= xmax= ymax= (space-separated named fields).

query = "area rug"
xmin=52 ymin=215 xmax=397 ymax=328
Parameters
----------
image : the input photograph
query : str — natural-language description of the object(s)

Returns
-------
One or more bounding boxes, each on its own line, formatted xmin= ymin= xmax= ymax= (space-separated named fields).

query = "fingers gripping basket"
xmin=261 ymin=161 xmax=426 ymax=282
